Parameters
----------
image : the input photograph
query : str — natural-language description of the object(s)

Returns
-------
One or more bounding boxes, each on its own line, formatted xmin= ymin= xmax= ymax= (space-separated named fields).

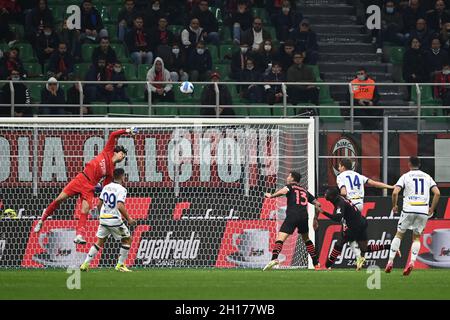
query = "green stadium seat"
xmin=137 ymin=64 xmax=151 ymax=80
xmin=206 ymin=45 xmax=219 ymax=63
xmin=248 ymin=105 xmax=272 ymax=116
xmin=219 ymin=27 xmax=232 ymax=44
xmin=81 ymin=44 xmax=96 ymax=62
xmin=108 ymin=101 xmax=131 ymax=115
xmin=105 ymin=24 xmax=119 ymax=42
xmin=26 ymin=63 xmax=43 ymax=78
xmin=99 ymin=6 xmax=112 ymax=23
xmin=29 ymin=84 xmax=44 ymax=103
xmin=307 ymin=65 xmax=322 ymax=81
xmin=251 ymin=7 xmax=269 ymax=23
xmin=219 ymin=44 xmax=236 ymax=61
xmin=212 ymin=64 xmax=230 ymax=79
xmin=167 ymin=25 xmax=184 ymax=37
xmin=15 ymin=43 xmax=35 ymax=62
xmin=90 ymin=102 xmax=108 ymax=115
xmin=110 ymin=43 xmax=128 ymax=61
xmin=153 ymin=104 xmax=178 ymax=116
xmin=271 ymin=105 xmax=296 ymax=116
xmin=74 ymin=63 xmax=91 ymax=78
xmin=411 ymin=85 xmax=438 ymax=104
xmin=109 ymin=6 xmax=122 ymax=23
xmin=389 ymin=46 xmax=405 ymax=65
xmin=266 ymin=27 xmax=277 ymax=41
xmin=121 ymin=63 xmax=137 ymax=80
xmin=232 ymin=103 xmax=248 ymax=116
xmin=9 ymin=24 xmax=24 ymax=40
xmin=319 ymin=101 xmax=344 ymax=123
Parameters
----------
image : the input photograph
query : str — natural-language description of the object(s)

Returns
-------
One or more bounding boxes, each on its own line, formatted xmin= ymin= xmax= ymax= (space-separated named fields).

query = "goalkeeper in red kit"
xmin=33 ymin=127 xmax=138 ymax=244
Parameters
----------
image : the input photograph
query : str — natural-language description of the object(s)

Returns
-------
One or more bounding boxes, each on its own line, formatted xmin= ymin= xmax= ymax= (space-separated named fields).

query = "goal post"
xmin=0 ymin=117 xmax=315 ymax=269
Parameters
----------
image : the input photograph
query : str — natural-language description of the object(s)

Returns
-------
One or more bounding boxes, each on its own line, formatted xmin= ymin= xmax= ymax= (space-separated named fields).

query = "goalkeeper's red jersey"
xmin=82 ymin=129 xmax=126 ymax=186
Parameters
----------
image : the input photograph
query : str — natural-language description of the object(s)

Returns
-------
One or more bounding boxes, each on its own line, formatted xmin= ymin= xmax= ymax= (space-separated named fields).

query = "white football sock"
xmin=84 ymin=244 xmax=100 ymax=264
xmin=351 ymin=241 xmax=361 ymax=258
xmin=389 ymin=237 xmax=401 ymax=262
xmin=118 ymin=245 xmax=130 ymax=265
xmin=410 ymin=240 xmax=421 ymax=264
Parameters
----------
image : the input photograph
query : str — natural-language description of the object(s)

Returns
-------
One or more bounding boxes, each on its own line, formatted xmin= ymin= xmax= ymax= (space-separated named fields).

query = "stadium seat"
xmin=411 ymin=85 xmax=439 ymax=104
xmin=15 ymin=43 xmax=35 ymax=62
xmin=307 ymin=65 xmax=322 ymax=81
xmin=232 ymin=103 xmax=249 ymax=117
xmin=81 ymin=44 xmax=95 ymax=62
xmin=109 ymin=5 xmax=122 ymax=23
xmin=271 ymin=105 xmax=295 ymax=117
xmin=29 ymin=84 xmax=44 ymax=103
xmin=110 ymin=43 xmax=128 ymax=62
xmin=213 ymin=64 xmax=230 ymax=79
xmin=248 ymin=105 xmax=272 ymax=117
xmin=251 ymin=7 xmax=269 ymax=23
xmin=266 ymin=27 xmax=277 ymax=41
xmin=167 ymin=25 xmax=184 ymax=37
xmin=73 ymin=63 xmax=91 ymax=78
xmin=153 ymin=104 xmax=178 ymax=116
xmin=206 ymin=45 xmax=219 ymax=63
xmin=105 ymin=24 xmax=119 ymax=43
xmin=108 ymin=101 xmax=131 ymax=115
xmin=219 ymin=44 xmax=236 ymax=62
xmin=9 ymin=24 xmax=24 ymax=41
xmin=122 ymin=63 xmax=137 ymax=80
xmin=219 ymin=27 xmax=232 ymax=44
xmin=26 ymin=63 xmax=44 ymax=78
xmin=99 ymin=6 xmax=112 ymax=23
xmin=90 ymin=102 xmax=108 ymax=115
xmin=137 ymin=64 xmax=151 ymax=80
xmin=389 ymin=47 xmax=405 ymax=65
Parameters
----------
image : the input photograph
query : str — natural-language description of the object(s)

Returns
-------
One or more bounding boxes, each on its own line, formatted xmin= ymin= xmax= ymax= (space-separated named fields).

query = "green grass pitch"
xmin=1 ymin=268 xmax=450 ymax=300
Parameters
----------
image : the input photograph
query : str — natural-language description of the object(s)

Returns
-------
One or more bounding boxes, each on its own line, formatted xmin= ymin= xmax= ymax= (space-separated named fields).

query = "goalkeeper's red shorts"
xmin=62 ymin=173 xmax=96 ymax=208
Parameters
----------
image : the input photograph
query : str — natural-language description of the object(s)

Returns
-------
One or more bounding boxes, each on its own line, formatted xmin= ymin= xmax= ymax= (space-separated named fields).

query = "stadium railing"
xmin=0 ymin=80 xmax=449 ymax=134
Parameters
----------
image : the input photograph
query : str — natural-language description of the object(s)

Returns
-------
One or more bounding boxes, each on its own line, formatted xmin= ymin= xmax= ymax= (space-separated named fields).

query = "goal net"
xmin=0 ymin=118 xmax=315 ymax=269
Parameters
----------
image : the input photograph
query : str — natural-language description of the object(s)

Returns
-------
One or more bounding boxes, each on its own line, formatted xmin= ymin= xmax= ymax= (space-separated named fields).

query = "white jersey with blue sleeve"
xmin=336 ymin=170 xmax=369 ymax=208
xmin=99 ymin=182 xmax=127 ymax=227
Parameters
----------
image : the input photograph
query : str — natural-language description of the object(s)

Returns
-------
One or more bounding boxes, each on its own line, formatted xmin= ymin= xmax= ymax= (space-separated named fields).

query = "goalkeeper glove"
xmin=126 ymin=127 xmax=138 ymax=135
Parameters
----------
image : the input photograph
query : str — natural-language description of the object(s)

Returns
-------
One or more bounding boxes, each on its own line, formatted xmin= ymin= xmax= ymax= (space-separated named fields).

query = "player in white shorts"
xmin=336 ymin=158 xmax=394 ymax=270
xmin=385 ymin=156 xmax=440 ymax=276
xmin=80 ymin=168 xmax=136 ymax=272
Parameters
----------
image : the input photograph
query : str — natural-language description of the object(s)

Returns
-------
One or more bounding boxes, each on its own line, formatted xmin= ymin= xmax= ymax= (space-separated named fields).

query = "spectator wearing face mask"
xmin=0 ymin=47 xmax=27 ymax=80
xmin=187 ymin=41 xmax=212 ymax=82
xmin=47 ymin=42 xmax=74 ymax=81
xmin=239 ymin=57 xmax=264 ymax=103
xmin=125 ymin=16 xmax=153 ymax=65
xmin=433 ymin=62 xmax=450 ymax=116
xmin=229 ymin=1 xmax=254 ymax=45
xmin=230 ymin=42 xmax=254 ymax=80
xmin=35 ymin=25 xmax=59 ymax=67
xmin=200 ymin=72 xmax=234 ymax=117
xmin=350 ymin=67 xmax=381 ymax=130
xmin=274 ymin=40 xmax=296 ymax=72
xmin=426 ymin=0 xmax=450 ymax=33
xmin=165 ymin=43 xmax=189 ymax=82
xmin=289 ymin=19 xmax=318 ymax=65
xmin=425 ymin=37 xmax=448 ymax=78
xmin=256 ymin=39 xmax=277 ymax=74
xmin=376 ymin=1 xmax=407 ymax=54
xmin=40 ymin=77 xmax=66 ymax=115
xmin=241 ymin=17 xmax=272 ymax=52
xmin=1 ymin=69 xmax=31 ymax=117
xmin=263 ymin=61 xmax=286 ymax=106
xmin=181 ymin=18 xmax=204 ymax=55
xmin=102 ymin=62 xmax=131 ymax=105
xmin=272 ymin=0 xmax=303 ymax=42
xmin=403 ymin=37 xmax=429 ymax=86
xmin=409 ymin=18 xmax=434 ymax=49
